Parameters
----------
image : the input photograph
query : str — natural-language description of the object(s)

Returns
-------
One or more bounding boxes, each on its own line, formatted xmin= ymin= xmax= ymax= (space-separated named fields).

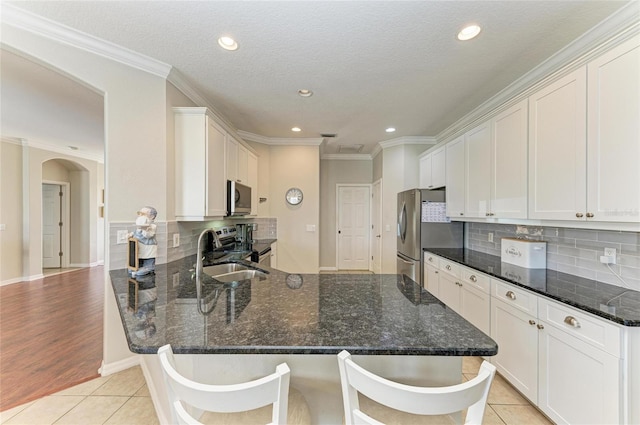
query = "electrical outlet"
xmin=173 ymin=233 xmax=180 ymax=248
xmin=600 ymin=247 xmax=617 ymax=264
xmin=488 ymin=232 xmax=494 ymax=243
xmin=172 ymin=273 xmax=180 ymax=288
xmin=117 ymin=230 xmax=128 ymax=244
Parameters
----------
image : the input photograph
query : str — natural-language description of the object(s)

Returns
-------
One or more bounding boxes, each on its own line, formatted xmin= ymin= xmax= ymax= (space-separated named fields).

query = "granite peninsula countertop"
xmin=424 ymin=248 xmax=640 ymax=327
xmin=109 ymin=255 xmax=497 ymax=356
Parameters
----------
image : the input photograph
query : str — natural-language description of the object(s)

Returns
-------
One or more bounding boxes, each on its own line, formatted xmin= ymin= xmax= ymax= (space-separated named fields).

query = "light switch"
xmin=306 ymin=224 xmax=316 ymax=232
xmin=0 ymin=224 xmax=5 ymax=231
xmin=117 ymin=230 xmax=128 ymax=244
xmin=385 ymin=224 xmax=391 ymax=232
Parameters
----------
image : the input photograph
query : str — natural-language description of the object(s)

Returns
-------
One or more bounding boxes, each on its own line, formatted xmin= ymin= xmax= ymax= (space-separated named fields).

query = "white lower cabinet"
xmin=423 ymin=254 xmax=440 ymax=296
xmin=491 ymin=277 xmax=624 ymax=424
xmin=490 ymin=280 xmax=540 ymax=402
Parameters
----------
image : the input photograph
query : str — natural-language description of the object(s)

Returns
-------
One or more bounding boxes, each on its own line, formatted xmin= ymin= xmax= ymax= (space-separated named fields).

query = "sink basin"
xmin=203 ymin=263 xmax=248 ymax=277
xmin=212 ymin=270 xmax=267 ymax=283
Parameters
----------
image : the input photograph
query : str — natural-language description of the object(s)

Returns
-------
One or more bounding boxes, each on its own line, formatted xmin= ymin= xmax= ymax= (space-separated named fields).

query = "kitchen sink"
xmin=203 ymin=263 xmax=249 ymax=277
xmin=212 ymin=270 xmax=267 ymax=283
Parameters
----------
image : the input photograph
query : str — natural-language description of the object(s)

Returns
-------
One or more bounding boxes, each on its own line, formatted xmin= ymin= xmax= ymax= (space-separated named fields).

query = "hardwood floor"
xmin=0 ymin=267 xmax=104 ymax=411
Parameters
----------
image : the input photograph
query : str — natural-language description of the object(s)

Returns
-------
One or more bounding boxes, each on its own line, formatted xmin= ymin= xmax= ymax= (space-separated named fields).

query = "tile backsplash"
xmin=467 ymin=223 xmax=640 ymax=290
xmin=109 ymin=217 xmax=277 ymax=270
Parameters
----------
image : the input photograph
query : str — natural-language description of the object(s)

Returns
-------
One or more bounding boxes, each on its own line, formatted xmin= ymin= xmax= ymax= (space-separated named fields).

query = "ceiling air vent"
xmin=338 ymin=144 xmax=364 ymax=154
xmin=320 ymin=133 xmax=337 ymax=138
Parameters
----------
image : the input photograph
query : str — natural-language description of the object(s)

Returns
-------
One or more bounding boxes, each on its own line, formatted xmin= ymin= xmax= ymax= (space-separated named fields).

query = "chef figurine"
xmin=129 ymin=206 xmax=158 ymax=277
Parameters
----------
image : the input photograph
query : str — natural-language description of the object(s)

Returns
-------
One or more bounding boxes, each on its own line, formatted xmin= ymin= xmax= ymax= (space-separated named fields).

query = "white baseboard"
xmin=28 ymin=273 xmax=44 ymax=281
xmin=319 ymin=266 xmax=338 ymax=272
xmin=0 ymin=277 xmax=26 ymax=286
xmin=98 ymin=355 xmax=140 ymax=376
xmin=70 ymin=262 xmax=91 ymax=268
xmin=139 ymin=357 xmax=171 ymax=424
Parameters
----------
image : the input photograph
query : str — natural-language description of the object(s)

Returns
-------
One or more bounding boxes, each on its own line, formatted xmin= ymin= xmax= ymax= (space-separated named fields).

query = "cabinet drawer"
xmin=538 ymin=298 xmax=622 ymax=357
xmin=491 ymin=278 xmax=537 ymax=315
xmin=424 ymin=253 xmax=440 ymax=268
xmin=461 ymin=267 xmax=490 ymax=294
xmin=439 ymin=259 xmax=460 ymax=278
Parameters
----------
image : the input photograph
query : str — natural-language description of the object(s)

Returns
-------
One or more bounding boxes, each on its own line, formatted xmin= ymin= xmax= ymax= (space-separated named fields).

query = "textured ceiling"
xmin=1 ymin=1 xmax=631 ymax=157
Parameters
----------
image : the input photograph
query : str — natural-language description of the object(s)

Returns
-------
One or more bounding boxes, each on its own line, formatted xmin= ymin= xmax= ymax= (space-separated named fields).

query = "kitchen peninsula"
xmin=110 ymin=256 xmax=497 ymax=423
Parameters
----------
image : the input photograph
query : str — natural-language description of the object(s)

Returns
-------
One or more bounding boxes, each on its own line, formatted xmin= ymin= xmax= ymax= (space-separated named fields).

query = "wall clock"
xmin=285 ymin=187 xmax=303 ymax=205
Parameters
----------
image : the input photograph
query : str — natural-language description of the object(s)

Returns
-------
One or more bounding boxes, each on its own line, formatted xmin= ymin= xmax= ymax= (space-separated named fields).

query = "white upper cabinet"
xmin=465 ymin=122 xmax=492 ymax=218
xmin=419 ymin=146 xmax=446 ymax=189
xmin=445 ymin=136 xmax=465 ymax=218
xmin=587 ymin=36 xmax=640 ymax=223
xmin=248 ymin=151 xmax=258 ymax=216
xmin=226 ymin=137 xmax=239 ymax=183
xmin=528 ymin=68 xmax=587 ymax=220
xmin=491 ymin=100 xmax=529 ymax=218
xmin=237 ymin=143 xmax=249 ymax=184
xmin=174 ymin=108 xmax=227 ymax=220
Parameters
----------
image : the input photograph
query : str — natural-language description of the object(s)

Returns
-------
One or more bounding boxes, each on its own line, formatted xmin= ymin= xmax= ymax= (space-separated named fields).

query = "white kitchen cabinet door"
xmin=431 ymin=146 xmax=446 ymax=189
xmin=424 ymin=264 xmax=439 ymax=297
xmin=226 ymin=137 xmax=238 ymax=183
xmin=175 ymin=107 xmax=227 ymax=220
xmin=437 ymin=273 xmax=461 ymax=313
xmin=445 ymin=135 xmax=465 ymax=218
xmin=248 ymin=151 xmax=258 ymax=216
xmin=528 ymin=67 xmax=587 ymax=220
xmin=587 ymin=35 xmax=640 ymax=223
xmin=419 ymin=154 xmax=432 ymax=189
xmin=465 ymin=122 xmax=492 ymax=218
xmin=237 ymin=143 xmax=249 ymax=184
xmin=459 ymin=281 xmax=490 ymax=335
xmin=490 ymin=296 xmax=539 ymax=403
xmin=492 ymin=99 xmax=528 ymax=218
xmin=538 ymin=320 xmax=620 ymax=425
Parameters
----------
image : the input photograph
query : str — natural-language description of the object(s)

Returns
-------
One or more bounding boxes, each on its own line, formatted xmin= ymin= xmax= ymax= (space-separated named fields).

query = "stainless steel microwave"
xmin=227 ymin=180 xmax=251 ymax=216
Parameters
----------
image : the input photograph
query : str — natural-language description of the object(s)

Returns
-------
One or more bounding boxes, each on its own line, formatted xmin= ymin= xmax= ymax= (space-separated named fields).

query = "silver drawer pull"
xmin=506 ymin=291 xmax=516 ymax=300
xmin=564 ymin=316 xmax=580 ymax=328
xmin=469 ymin=275 xmax=477 ymax=282
xmin=446 ymin=265 xmax=451 ymax=271
xmin=529 ymin=320 xmax=536 ymax=326
xmin=428 ymin=257 xmax=433 ymax=262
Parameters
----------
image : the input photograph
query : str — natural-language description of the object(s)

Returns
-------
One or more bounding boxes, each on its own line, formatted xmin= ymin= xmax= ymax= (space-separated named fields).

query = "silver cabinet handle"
xmin=564 ymin=316 xmax=580 ymax=328
xmin=576 ymin=212 xmax=584 ymax=218
xmin=537 ymin=324 xmax=544 ymax=330
xmin=506 ymin=290 xmax=516 ymax=300
xmin=529 ymin=320 xmax=536 ymax=325
xmin=428 ymin=257 xmax=433 ymax=262
xmin=459 ymin=212 xmax=464 ymax=216
xmin=446 ymin=265 xmax=451 ymax=271
xmin=469 ymin=275 xmax=477 ymax=283
xmin=586 ymin=212 xmax=594 ymax=218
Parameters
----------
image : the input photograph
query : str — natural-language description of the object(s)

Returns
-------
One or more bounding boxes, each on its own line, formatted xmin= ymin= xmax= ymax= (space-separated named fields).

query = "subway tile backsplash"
xmin=467 ymin=223 xmax=640 ymax=291
xmin=109 ymin=217 xmax=277 ymax=270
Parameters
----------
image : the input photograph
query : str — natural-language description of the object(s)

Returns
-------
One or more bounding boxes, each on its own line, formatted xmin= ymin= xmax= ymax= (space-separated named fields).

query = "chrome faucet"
xmin=195 ymin=228 xmax=221 ymax=283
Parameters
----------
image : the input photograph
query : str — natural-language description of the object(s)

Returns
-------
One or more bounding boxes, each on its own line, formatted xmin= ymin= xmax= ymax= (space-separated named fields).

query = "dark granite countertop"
xmin=251 ymin=239 xmax=276 ymax=256
xmin=424 ymin=248 xmax=640 ymax=327
xmin=109 ymin=255 xmax=497 ymax=356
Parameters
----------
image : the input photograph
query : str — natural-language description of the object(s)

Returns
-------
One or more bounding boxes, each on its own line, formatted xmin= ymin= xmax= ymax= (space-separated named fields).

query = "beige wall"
xmin=0 ymin=141 xmax=24 ymax=282
xmin=319 ymin=159 xmax=372 ymax=269
xmin=372 ymin=150 xmax=383 ymax=182
xmin=269 ymin=145 xmax=320 ymax=273
xmin=43 ymin=159 xmax=70 ymax=182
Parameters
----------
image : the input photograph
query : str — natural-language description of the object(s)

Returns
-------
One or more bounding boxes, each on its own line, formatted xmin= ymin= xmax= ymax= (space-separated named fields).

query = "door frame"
xmin=42 ymin=180 xmax=70 ymax=269
xmin=335 ymin=184 xmax=371 ymax=271
xmin=371 ymin=179 xmax=382 ymax=274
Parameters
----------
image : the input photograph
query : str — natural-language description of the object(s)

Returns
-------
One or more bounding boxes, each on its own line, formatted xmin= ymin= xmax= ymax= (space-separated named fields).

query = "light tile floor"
xmin=0 ymin=357 xmax=553 ymax=425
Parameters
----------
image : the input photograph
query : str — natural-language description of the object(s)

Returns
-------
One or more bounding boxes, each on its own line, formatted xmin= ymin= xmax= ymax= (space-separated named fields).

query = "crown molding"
xmin=237 ymin=130 xmax=323 ymax=146
xmin=378 ymin=136 xmax=436 ymax=149
xmin=321 ymin=154 xmax=372 ymax=161
xmin=14 ymin=138 xmax=104 ymax=163
xmin=370 ymin=144 xmax=383 ymax=159
xmin=436 ymin=2 xmax=640 ymax=144
xmin=2 ymin=3 xmax=172 ymax=78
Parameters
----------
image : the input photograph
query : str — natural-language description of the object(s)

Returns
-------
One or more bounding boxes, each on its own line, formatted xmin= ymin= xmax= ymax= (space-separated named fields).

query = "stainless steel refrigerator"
xmin=397 ymin=189 xmax=463 ymax=286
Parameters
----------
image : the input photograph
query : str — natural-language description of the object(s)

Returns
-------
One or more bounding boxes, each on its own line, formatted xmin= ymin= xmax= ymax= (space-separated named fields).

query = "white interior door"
xmin=371 ymin=180 xmax=382 ymax=274
xmin=337 ymin=185 xmax=370 ymax=270
xmin=42 ymin=184 xmax=61 ymax=268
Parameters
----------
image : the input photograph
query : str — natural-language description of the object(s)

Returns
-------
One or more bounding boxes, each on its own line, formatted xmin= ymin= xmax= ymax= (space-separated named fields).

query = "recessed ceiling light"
xmin=385 ymin=127 xmax=396 ymax=133
xmin=218 ymin=36 xmax=238 ymax=51
xmin=298 ymin=89 xmax=313 ymax=97
xmin=291 ymin=127 xmax=302 ymax=132
xmin=457 ymin=25 xmax=481 ymax=41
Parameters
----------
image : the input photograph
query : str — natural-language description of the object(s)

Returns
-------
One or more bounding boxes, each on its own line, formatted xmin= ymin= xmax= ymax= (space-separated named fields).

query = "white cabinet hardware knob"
xmin=506 ymin=291 xmax=516 ymax=300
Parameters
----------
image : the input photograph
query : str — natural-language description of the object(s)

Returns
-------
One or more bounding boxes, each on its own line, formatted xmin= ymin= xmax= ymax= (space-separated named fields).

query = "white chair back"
xmin=158 ymin=344 xmax=290 ymax=425
xmin=337 ymin=350 xmax=496 ymax=425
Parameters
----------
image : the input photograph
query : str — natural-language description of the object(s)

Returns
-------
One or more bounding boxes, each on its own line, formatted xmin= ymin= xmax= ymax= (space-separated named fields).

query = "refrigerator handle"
xmin=397 ymin=253 xmax=414 ymax=265
xmin=398 ymin=202 xmax=407 ymax=242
